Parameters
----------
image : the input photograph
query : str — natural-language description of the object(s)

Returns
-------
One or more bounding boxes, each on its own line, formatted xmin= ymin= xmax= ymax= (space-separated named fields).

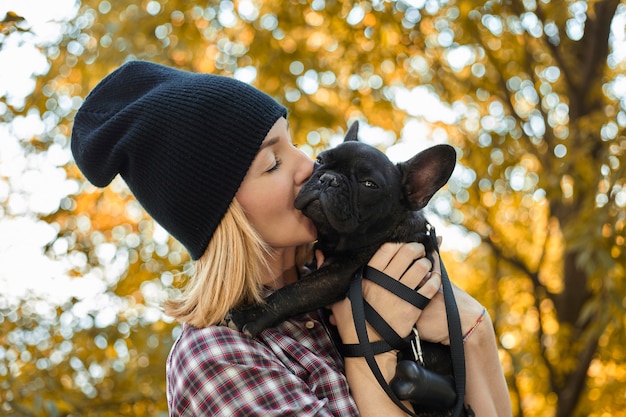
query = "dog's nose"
xmin=319 ymin=173 xmax=339 ymax=187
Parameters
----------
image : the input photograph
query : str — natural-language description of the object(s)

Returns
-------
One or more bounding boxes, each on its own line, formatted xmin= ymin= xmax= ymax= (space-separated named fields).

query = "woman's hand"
xmin=324 ymin=241 xmax=512 ymax=416
xmin=415 ymin=279 xmax=487 ymax=345
xmin=329 ymin=242 xmax=441 ymax=345
xmin=323 ymin=242 xmax=441 ymax=416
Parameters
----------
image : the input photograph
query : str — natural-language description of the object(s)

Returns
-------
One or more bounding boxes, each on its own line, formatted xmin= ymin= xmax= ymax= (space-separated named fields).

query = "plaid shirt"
xmin=166 ymin=310 xmax=360 ymax=416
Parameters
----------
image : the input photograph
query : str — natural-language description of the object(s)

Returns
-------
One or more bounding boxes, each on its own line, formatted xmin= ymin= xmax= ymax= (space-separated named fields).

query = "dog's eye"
xmin=315 ymin=156 xmax=323 ymax=165
xmin=362 ymin=180 xmax=378 ymax=189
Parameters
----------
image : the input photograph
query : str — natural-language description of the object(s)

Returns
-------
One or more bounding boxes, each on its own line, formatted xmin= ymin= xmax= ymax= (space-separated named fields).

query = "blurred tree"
xmin=1 ymin=0 xmax=624 ymax=416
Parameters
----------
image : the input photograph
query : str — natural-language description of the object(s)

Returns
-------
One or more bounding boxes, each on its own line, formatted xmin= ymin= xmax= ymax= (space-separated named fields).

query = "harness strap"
xmin=346 ymin=225 xmax=466 ymax=416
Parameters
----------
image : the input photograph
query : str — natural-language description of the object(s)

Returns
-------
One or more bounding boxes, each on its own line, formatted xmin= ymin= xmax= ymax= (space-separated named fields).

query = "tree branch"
xmin=534 ymin=2 xmax=578 ymax=93
xmin=555 ymin=327 xmax=602 ymax=417
xmin=570 ymin=0 xmax=620 ymax=121
xmin=484 ymin=235 xmax=559 ymax=392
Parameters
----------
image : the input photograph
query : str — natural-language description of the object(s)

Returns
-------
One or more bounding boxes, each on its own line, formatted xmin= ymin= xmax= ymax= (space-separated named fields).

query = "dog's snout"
xmin=319 ymin=173 xmax=339 ymax=187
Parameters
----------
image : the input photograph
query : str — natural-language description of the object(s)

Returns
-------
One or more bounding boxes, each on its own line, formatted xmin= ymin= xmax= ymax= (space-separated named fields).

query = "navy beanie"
xmin=71 ymin=61 xmax=287 ymax=260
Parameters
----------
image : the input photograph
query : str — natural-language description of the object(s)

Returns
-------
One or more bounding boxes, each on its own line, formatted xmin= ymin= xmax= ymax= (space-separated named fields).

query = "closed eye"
xmin=267 ymin=158 xmax=282 ymax=172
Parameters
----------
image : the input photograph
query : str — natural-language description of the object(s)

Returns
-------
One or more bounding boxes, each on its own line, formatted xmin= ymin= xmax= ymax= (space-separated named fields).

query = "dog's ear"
xmin=344 ymin=121 xmax=359 ymax=142
xmin=398 ymin=144 xmax=456 ymax=210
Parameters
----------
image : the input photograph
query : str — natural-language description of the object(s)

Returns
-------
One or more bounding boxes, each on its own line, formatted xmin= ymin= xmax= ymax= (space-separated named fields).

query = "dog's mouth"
xmin=294 ymin=189 xmax=318 ymax=211
xmin=296 ymin=187 xmax=360 ymax=241
xmin=294 ymin=190 xmax=329 ymax=229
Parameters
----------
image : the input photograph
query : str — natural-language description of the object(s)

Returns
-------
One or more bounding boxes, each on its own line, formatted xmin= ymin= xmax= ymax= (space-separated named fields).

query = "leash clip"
xmin=409 ymin=327 xmax=425 ymax=366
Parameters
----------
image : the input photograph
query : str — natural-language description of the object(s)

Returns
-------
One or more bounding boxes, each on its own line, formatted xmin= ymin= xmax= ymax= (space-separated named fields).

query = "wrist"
xmin=345 ymin=350 xmax=398 ymax=380
xmin=335 ymin=317 xmax=384 ymax=345
xmin=344 ymin=350 xmax=416 ymax=417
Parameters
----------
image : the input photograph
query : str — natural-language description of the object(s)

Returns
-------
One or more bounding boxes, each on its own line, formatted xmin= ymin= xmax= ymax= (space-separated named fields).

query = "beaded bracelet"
xmin=463 ymin=307 xmax=488 ymax=342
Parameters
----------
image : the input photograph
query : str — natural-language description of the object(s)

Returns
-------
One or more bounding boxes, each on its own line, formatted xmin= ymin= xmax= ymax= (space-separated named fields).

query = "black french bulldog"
xmin=230 ymin=121 xmax=460 ymax=415
xmin=231 ymin=121 xmax=456 ymax=337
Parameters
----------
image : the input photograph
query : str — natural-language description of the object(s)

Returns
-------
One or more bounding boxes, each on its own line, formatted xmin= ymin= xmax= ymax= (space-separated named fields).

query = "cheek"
xmin=236 ymin=184 xmax=288 ymax=225
xmin=235 ymin=184 xmax=261 ymax=222
xmin=259 ymin=188 xmax=293 ymax=221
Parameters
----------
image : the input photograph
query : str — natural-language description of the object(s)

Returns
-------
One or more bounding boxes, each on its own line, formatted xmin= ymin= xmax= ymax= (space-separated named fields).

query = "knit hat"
xmin=71 ymin=61 xmax=287 ymax=259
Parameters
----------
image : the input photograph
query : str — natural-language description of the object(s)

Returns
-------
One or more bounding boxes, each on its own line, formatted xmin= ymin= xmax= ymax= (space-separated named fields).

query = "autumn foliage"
xmin=1 ymin=0 xmax=625 ymax=416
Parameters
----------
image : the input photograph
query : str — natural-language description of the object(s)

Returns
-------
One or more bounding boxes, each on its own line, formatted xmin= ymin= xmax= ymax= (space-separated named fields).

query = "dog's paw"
xmin=227 ymin=304 xmax=267 ymax=338
xmin=226 ymin=307 xmax=251 ymax=332
xmin=390 ymin=360 xmax=456 ymax=409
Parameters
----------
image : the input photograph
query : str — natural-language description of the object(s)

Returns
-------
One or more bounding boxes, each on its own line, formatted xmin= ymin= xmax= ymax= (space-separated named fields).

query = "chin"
xmin=306 ymin=221 xmax=318 ymax=241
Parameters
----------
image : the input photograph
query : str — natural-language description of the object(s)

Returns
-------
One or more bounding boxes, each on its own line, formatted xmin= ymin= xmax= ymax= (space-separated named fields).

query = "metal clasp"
xmin=410 ymin=326 xmax=425 ymax=366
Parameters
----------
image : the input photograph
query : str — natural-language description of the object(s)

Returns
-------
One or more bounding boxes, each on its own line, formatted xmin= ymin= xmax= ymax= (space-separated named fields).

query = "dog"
xmin=230 ymin=121 xmax=460 ymax=415
xmin=230 ymin=121 xmax=456 ymax=336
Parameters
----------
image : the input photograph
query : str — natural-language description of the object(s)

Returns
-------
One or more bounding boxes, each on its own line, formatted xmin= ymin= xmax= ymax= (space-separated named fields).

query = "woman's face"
xmin=235 ymin=117 xmax=317 ymax=249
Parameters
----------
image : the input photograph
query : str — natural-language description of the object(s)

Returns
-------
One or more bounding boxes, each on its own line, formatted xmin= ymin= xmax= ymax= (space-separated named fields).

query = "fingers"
xmin=431 ymin=250 xmax=441 ymax=273
xmin=368 ymin=242 xmax=432 ymax=289
xmin=368 ymin=242 xmax=428 ymax=272
xmin=400 ymin=257 xmax=433 ymax=290
xmin=417 ymin=269 xmax=442 ymax=301
xmin=367 ymin=242 xmax=405 ymax=270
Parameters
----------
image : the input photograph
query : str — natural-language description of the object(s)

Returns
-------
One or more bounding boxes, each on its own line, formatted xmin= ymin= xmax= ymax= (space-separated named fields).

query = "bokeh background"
xmin=1 ymin=0 xmax=625 ymax=416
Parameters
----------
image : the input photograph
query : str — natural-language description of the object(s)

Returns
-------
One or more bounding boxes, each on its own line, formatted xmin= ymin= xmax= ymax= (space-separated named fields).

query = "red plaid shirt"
xmin=166 ymin=310 xmax=359 ymax=416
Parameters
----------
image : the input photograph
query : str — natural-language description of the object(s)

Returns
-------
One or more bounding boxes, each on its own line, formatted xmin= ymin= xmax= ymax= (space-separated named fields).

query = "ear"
xmin=397 ymin=144 xmax=457 ymax=210
xmin=344 ymin=121 xmax=359 ymax=142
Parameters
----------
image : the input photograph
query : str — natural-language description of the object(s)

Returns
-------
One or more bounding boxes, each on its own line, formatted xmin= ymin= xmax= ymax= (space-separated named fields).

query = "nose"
xmin=320 ymin=173 xmax=339 ymax=187
xmin=295 ymin=148 xmax=314 ymax=185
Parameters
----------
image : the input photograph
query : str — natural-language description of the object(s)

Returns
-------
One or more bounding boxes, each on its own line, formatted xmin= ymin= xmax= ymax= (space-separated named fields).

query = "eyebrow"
xmin=259 ymin=136 xmax=280 ymax=150
xmin=259 ymin=121 xmax=289 ymax=150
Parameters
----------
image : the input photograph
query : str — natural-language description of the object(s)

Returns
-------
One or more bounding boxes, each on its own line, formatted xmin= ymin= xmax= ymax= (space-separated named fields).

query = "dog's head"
xmin=294 ymin=121 xmax=456 ymax=253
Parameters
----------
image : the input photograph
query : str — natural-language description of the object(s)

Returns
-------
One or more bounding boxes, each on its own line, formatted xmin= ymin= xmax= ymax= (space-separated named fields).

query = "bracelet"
xmin=463 ymin=307 xmax=487 ymax=342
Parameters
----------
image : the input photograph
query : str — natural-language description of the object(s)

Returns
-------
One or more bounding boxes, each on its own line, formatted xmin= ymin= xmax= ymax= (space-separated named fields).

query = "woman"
xmin=71 ymin=61 xmax=511 ymax=416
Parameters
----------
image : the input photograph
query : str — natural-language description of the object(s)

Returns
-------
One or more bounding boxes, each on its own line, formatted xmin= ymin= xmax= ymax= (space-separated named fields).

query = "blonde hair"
xmin=164 ymin=199 xmax=272 ymax=328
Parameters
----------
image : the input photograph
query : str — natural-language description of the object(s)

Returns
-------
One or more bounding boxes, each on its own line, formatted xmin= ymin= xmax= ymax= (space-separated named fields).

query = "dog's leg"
xmin=230 ymin=258 xmax=365 ymax=337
